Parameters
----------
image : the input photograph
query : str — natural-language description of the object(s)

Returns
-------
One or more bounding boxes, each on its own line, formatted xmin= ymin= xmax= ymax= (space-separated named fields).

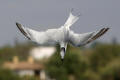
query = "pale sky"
xmin=0 ymin=0 xmax=120 ymax=46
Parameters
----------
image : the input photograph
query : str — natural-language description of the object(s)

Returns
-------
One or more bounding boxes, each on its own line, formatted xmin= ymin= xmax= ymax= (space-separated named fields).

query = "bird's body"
xmin=16 ymin=10 xmax=109 ymax=60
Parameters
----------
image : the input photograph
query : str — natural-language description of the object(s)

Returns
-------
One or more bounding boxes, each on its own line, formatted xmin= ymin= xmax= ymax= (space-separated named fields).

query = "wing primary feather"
xmin=92 ymin=28 xmax=109 ymax=40
xmin=85 ymin=28 xmax=109 ymax=44
xmin=16 ymin=22 xmax=31 ymax=40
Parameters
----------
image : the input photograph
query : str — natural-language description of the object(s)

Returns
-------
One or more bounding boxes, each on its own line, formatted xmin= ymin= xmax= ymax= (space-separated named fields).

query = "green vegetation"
xmin=0 ymin=42 xmax=35 ymax=80
xmin=0 ymin=68 xmax=21 ymax=80
xmin=0 ymin=42 xmax=34 ymax=63
xmin=46 ymin=43 xmax=120 ymax=80
xmin=0 ymin=41 xmax=120 ymax=80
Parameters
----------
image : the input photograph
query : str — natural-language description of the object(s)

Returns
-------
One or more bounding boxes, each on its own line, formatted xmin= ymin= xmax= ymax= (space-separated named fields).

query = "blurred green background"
xmin=0 ymin=39 xmax=120 ymax=80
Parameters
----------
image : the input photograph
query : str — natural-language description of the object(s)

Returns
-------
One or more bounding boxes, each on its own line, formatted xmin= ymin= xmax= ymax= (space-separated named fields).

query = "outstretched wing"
xmin=68 ymin=28 xmax=109 ymax=47
xmin=64 ymin=10 xmax=80 ymax=28
xmin=16 ymin=22 xmax=62 ymax=45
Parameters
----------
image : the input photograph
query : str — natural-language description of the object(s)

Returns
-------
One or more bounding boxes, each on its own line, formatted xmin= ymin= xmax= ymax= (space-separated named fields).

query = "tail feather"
xmin=64 ymin=10 xmax=80 ymax=28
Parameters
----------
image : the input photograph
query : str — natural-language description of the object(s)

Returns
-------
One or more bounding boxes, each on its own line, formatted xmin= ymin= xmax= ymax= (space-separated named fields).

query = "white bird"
xmin=16 ymin=10 xmax=109 ymax=61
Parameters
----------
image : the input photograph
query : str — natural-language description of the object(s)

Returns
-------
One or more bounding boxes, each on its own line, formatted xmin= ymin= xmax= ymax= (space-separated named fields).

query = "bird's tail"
xmin=64 ymin=9 xmax=80 ymax=29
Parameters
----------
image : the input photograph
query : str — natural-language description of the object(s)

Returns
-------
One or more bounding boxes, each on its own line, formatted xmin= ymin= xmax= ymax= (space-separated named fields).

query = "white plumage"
xmin=16 ymin=10 xmax=109 ymax=61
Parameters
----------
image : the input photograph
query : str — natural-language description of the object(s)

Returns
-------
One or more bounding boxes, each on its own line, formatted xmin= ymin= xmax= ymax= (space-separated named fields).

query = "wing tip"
xmin=104 ymin=27 xmax=110 ymax=33
xmin=15 ymin=22 xmax=31 ymax=40
xmin=16 ymin=22 xmax=21 ymax=28
xmin=105 ymin=27 xmax=110 ymax=29
xmin=85 ymin=27 xmax=110 ymax=44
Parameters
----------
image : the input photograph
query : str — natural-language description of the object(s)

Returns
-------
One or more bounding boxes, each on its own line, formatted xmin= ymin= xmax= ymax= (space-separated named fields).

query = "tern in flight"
xmin=16 ymin=10 xmax=109 ymax=61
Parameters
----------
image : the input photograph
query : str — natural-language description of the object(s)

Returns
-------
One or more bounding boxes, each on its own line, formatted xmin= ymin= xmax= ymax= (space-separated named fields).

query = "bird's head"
xmin=60 ymin=47 xmax=66 ymax=62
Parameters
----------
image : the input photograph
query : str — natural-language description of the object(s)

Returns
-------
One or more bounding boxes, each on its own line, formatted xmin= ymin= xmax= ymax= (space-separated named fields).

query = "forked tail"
xmin=64 ymin=9 xmax=80 ymax=29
